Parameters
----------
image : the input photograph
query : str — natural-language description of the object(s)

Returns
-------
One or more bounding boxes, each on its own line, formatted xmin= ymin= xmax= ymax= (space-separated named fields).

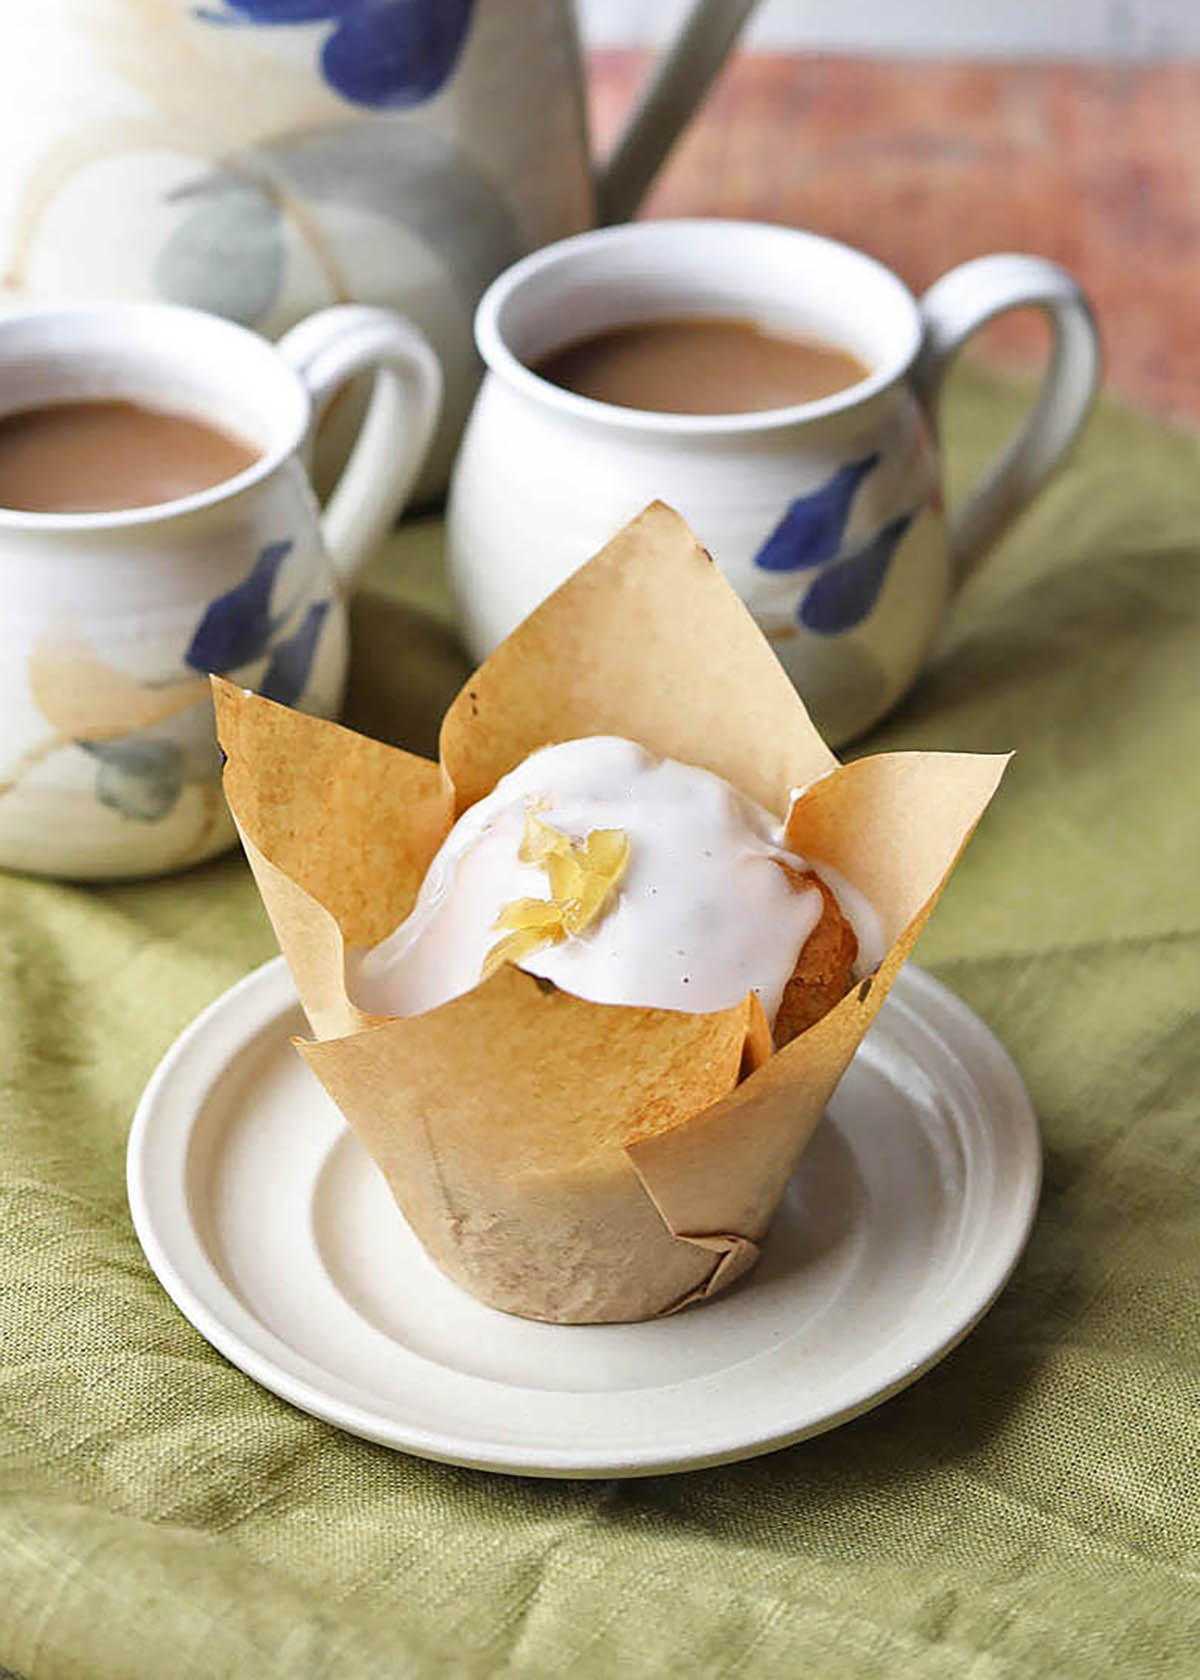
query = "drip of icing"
xmin=813 ymin=860 xmax=886 ymax=978
xmin=351 ymin=737 xmax=847 ymax=1024
xmin=785 ymin=777 xmax=887 ymax=978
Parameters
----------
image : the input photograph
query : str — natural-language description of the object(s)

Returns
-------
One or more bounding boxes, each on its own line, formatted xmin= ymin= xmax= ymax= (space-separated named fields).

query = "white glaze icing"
xmin=812 ymin=860 xmax=885 ymax=978
xmin=350 ymin=737 xmax=846 ymax=1023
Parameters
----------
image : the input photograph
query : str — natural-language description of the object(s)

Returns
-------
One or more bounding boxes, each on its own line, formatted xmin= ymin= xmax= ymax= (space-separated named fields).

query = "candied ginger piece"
xmin=482 ymin=814 xmax=631 ymax=979
xmin=480 ymin=921 xmax=564 ymax=981
xmin=519 ymin=815 xmax=569 ymax=866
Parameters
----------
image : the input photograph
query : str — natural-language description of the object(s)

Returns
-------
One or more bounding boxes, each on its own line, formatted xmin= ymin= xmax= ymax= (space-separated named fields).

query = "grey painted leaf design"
xmin=155 ymin=174 xmax=285 ymax=326
xmin=227 ymin=122 xmax=521 ymax=318
xmin=204 ymin=123 xmax=522 ymax=484
xmin=83 ymin=738 xmax=184 ymax=823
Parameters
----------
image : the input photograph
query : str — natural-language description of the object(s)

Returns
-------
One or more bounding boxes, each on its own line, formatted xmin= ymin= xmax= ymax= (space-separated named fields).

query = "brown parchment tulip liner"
xmin=213 ymin=504 xmax=1008 ymax=1324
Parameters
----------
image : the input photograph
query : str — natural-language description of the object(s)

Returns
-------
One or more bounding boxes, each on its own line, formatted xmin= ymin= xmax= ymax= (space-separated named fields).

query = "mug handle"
xmin=278 ymin=305 xmax=442 ymax=593
xmin=912 ymin=255 xmax=1101 ymax=587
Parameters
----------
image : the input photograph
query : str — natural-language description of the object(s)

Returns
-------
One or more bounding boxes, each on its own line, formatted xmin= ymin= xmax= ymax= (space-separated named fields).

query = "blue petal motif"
xmin=799 ymin=511 xmax=916 ymax=635
xmin=258 ymin=600 xmax=331 ymax=708
xmin=82 ymin=739 xmax=184 ymax=823
xmin=320 ymin=0 xmax=477 ymax=108
xmin=209 ymin=0 xmax=477 ymax=109
xmin=217 ymin=1 xmax=346 ymax=20
xmin=185 ymin=540 xmax=293 ymax=674
xmin=752 ymin=454 xmax=881 ymax=574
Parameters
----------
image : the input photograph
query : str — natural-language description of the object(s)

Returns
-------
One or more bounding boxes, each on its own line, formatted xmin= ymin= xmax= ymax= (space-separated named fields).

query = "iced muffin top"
xmin=351 ymin=736 xmax=834 ymax=1023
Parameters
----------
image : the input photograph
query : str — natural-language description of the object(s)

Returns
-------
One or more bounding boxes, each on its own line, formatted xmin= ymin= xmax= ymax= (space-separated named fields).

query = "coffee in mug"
xmin=531 ymin=317 xmax=869 ymax=415
xmin=0 ymin=399 xmax=260 ymax=514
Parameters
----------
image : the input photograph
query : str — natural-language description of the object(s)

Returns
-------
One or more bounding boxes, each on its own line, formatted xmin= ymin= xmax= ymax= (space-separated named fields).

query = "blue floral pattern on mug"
xmin=201 ymin=0 xmax=478 ymax=109
xmin=798 ymin=511 xmax=916 ymax=635
xmin=17 ymin=538 xmax=333 ymax=825
xmin=258 ymin=600 xmax=332 ymax=708
xmin=752 ymin=454 xmax=880 ymax=574
xmin=185 ymin=539 xmax=295 ymax=673
xmin=752 ymin=454 xmax=921 ymax=636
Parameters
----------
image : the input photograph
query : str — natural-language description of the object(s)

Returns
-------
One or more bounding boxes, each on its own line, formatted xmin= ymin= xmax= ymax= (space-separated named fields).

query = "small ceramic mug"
xmin=0 ymin=300 xmax=440 ymax=879
xmin=447 ymin=219 xmax=1100 ymax=744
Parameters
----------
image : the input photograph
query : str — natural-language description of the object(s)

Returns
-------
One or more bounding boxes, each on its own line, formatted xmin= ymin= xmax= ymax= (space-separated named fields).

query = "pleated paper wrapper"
xmin=213 ymin=504 xmax=1008 ymax=1324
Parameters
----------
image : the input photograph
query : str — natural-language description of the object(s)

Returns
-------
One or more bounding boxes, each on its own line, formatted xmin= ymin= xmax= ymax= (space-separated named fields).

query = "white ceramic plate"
xmin=127 ymin=958 xmax=1039 ymax=1478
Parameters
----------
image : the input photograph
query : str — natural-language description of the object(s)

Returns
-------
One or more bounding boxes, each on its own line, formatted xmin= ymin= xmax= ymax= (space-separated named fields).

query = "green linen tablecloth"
xmin=1 ymin=367 xmax=1197 ymax=1678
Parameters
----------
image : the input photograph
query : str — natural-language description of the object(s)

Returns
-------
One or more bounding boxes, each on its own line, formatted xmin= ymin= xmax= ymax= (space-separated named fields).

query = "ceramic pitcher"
xmin=0 ymin=0 xmax=755 ymax=497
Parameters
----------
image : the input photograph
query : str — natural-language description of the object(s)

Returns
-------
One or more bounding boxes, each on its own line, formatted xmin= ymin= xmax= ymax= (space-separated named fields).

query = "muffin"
xmin=214 ymin=503 xmax=1007 ymax=1323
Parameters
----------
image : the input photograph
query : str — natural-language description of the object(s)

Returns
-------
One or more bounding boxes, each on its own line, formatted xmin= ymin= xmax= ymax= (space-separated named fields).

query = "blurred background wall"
xmin=580 ymin=0 xmax=1198 ymax=57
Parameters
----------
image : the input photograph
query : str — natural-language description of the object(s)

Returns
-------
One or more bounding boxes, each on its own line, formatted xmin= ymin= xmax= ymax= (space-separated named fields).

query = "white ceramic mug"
xmin=447 ymin=220 xmax=1100 ymax=744
xmin=0 ymin=299 xmax=440 ymax=880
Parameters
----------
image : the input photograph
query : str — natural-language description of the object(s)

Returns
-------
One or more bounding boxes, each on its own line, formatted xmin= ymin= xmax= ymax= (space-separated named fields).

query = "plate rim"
xmin=127 ymin=957 xmax=1041 ymax=1478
